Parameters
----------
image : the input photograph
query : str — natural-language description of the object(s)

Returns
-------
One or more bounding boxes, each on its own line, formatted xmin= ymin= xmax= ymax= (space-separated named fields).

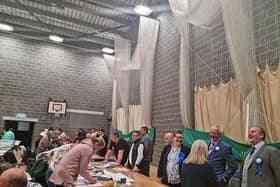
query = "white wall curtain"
xmin=139 ymin=17 xmax=160 ymax=127
xmin=114 ymin=39 xmax=131 ymax=111
xmin=116 ymin=107 xmax=128 ymax=132
xmin=195 ymin=80 xmax=244 ymax=142
xmin=128 ymin=105 xmax=143 ymax=132
xmin=169 ymin=0 xmax=259 ymax=135
xmin=258 ymin=65 xmax=280 ymax=142
xmin=104 ymin=54 xmax=118 ymax=129
xmin=104 ymin=17 xmax=159 ymax=132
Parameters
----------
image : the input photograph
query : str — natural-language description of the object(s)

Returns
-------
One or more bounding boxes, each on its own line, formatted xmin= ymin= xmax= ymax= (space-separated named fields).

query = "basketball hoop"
xmin=54 ymin=109 xmax=60 ymax=117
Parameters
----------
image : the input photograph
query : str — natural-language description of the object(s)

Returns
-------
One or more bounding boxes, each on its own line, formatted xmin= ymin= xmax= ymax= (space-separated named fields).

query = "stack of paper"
xmin=75 ymin=175 xmax=103 ymax=187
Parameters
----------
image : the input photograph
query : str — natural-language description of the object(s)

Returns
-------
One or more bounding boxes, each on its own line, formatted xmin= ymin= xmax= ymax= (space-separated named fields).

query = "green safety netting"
xmin=183 ymin=128 xmax=280 ymax=161
xmin=117 ymin=127 xmax=155 ymax=142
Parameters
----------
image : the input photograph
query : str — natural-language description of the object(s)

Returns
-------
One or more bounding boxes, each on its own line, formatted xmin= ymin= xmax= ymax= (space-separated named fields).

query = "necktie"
xmin=209 ymin=143 xmax=215 ymax=154
xmin=249 ymin=146 xmax=256 ymax=156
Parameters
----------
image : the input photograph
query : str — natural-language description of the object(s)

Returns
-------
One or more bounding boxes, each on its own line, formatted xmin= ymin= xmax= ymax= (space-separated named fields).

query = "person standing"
xmin=158 ymin=130 xmax=190 ymax=187
xmin=49 ymin=133 xmax=105 ymax=187
xmin=140 ymin=126 xmax=153 ymax=176
xmin=126 ymin=131 xmax=146 ymax=175
xmin=104 ymin=131 xmax=129 ymax=166
xmin=181 ymin=140 xmax=219 ymax=187
xmin=164 ymin=132 xmax=174 ymax=145
xmin=240 ymin=127 xmax=280 ymax=187
xmin=207 ymin=126 xmax=237 ymax=187
xmin=1 ymin=128 xmax=15 ymax=140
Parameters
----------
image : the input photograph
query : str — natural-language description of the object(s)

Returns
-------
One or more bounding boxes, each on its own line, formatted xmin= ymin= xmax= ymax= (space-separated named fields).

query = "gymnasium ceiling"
xmin=0 ymin=0 xmax=169 ymax=53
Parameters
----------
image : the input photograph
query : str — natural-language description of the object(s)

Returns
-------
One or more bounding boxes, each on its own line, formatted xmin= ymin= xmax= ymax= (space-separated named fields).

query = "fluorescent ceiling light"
xmin=134 ymin=5 xmax=153 ymax=16
xmin=0 ymin=23 xmax=13 ymax=31
xmin=102 ymin=47 xmax=114 ymax=54
xmin=49 ymin=34 xmax=63 ymax=42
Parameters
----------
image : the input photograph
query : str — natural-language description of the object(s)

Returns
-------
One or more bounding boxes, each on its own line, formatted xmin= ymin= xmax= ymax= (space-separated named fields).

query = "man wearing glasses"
xmin=158 ymin=130 xmax=190 ymax=187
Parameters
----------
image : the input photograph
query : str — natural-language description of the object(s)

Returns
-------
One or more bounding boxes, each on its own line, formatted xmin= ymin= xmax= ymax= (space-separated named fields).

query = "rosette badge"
xmin=255 ymin=157 xmax=263 ymax=176
xmin=214 ymin=146 xmax=220 ymax=151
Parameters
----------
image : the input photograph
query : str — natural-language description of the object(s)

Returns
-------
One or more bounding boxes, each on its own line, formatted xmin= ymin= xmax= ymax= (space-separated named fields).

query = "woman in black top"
xmin=181 ymin=140 xmax=219 ymax=187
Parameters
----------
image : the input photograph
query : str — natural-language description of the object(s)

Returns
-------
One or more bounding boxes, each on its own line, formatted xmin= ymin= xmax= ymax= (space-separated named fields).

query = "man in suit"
xmin=207 ymin=126 xmax=237 ymax=187
xmin=240 ymin=127 xmax=280 ymax=187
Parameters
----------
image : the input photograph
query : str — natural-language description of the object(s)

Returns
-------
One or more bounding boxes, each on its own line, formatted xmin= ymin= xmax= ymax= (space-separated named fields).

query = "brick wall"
xmin=0 ymin=34 xmax=112 ymax=145
xmin=152 ymin=13 xmax=183 ymax=163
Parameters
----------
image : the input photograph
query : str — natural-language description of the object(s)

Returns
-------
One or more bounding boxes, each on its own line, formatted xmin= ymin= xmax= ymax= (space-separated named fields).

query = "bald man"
xmin=164 ymin=132 xmax=174 ymax=145
xmin=0 ymin=168 xmax=27 ymax=187
xmin=207 ymin=126 xmax=237 ymax=187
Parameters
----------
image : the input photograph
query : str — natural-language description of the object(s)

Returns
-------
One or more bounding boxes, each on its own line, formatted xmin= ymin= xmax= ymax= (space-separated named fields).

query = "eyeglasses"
xmin=175 ymin=136 xmax=183 ymax=139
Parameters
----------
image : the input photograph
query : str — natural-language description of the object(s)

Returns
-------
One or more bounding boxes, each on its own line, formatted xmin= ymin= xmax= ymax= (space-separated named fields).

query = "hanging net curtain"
xmin=258 ymin=65 xmax=280 ymax=142
xmin=128 ymin=105 xmax=143 ymax=132
xmin=104 ymin=17 xmax=159 ymax=132
xmin=195 ymin=80 xmax=245 ymax=142
xmin=169 ymin=0 xmax=260 ymax=140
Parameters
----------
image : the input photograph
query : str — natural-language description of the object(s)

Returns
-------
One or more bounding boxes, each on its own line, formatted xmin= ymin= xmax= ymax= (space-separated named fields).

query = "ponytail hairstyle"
xmin=89 ymin=132 xmax=105 ymax=149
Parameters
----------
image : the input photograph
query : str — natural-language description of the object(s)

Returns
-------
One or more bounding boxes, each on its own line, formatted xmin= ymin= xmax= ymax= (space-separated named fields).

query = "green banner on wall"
xmin=183 ymin=128 xmax=280 ymax=161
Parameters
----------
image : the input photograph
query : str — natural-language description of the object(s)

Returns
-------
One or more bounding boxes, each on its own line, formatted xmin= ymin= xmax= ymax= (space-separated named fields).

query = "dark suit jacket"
xmin=181 ymin=162 xmax=219 ymax=187
xmin=240 ymin=144 xmax=280 ymax=187
xmin=157 ymin=144 xmax=190 ymax=184
xmin=207 ymin=139 xmax=237 ymax=183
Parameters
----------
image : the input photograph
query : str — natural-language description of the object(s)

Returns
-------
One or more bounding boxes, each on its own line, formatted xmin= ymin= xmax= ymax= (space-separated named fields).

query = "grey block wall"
xmin=152 ymin=13 xmax=183 ymax=163
xmin=0 ymin=34 xmax=112 ymax=145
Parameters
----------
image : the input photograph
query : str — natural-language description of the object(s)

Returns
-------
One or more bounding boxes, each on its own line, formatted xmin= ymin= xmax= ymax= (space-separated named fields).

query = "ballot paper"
xmin=112 ymin=167 xmax=129 ymax=172
xmin=75 ymin=175 xmax=103 ymax=187
xmin=103 ymin=170 xmax=134 ymax=182
xmin=95 ymin=163 xmax=112 ymax=169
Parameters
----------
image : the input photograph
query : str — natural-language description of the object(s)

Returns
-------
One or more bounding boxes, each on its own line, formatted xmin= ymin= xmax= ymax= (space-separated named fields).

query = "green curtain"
xmin=183 ymin=128 xmax=280 ymax=161
xmin=117 ymin=127 xmax=155 ymax=142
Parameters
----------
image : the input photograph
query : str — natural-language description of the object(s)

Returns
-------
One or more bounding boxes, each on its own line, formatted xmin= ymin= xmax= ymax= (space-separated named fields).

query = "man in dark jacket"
xmin=157 ymin=130 xmax=190 ymax=187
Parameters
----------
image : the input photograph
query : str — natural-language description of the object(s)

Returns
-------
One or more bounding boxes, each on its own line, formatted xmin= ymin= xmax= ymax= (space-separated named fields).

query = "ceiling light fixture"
xmin=0 ymin=23 xmax=13 ymax=31
xmin=102 ymin=47 xmax=114 ymax=54
xmin=134 ymin=5 xmax=153 ymax=16
xmin=49 ymin=34 xmax=64 ymax=43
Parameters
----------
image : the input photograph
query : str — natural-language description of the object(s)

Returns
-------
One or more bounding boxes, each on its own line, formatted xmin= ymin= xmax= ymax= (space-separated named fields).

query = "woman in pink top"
xmin=48 ymin=132 xmax=105 ymax=187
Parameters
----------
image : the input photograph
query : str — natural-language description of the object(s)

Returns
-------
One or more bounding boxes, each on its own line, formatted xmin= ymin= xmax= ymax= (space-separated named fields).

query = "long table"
xmin=102 ymin=169 xmax=167 ymax=187
xmin=76 ymin=161 xmax=168 ymax=187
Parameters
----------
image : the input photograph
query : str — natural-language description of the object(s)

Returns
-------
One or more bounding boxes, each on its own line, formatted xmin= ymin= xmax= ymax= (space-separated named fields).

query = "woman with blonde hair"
xmin=49 ymin=132 xmax=105 ymax=187
xmin=181 ymin=140 xmax=219 ymax=187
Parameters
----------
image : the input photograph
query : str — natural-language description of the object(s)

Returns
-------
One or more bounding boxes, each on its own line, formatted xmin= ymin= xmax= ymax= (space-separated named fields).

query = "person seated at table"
xmin=1 ymin=127 xmax=15 ymax=140
xmin=48 ymin=132 xmax=105 ymax=187
xmin=36 ymin=127 xmax=54 ymax=154
xmin=126 ymin=130 xmax=147 ymax=175
xmin=104 ymin=131 xmax=129 ymax=166
xmin=181 ymin=140 xmax=219 ymax=187
xmin=158 ymin=130 xmax=190 ymax=187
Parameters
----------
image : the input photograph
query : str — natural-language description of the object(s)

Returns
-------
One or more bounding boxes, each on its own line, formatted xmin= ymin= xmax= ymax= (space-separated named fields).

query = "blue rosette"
xmin=178 ymin=151 xmax=185 ymax=165
xmin=255 ymin=157 xmax=263 ymax=176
